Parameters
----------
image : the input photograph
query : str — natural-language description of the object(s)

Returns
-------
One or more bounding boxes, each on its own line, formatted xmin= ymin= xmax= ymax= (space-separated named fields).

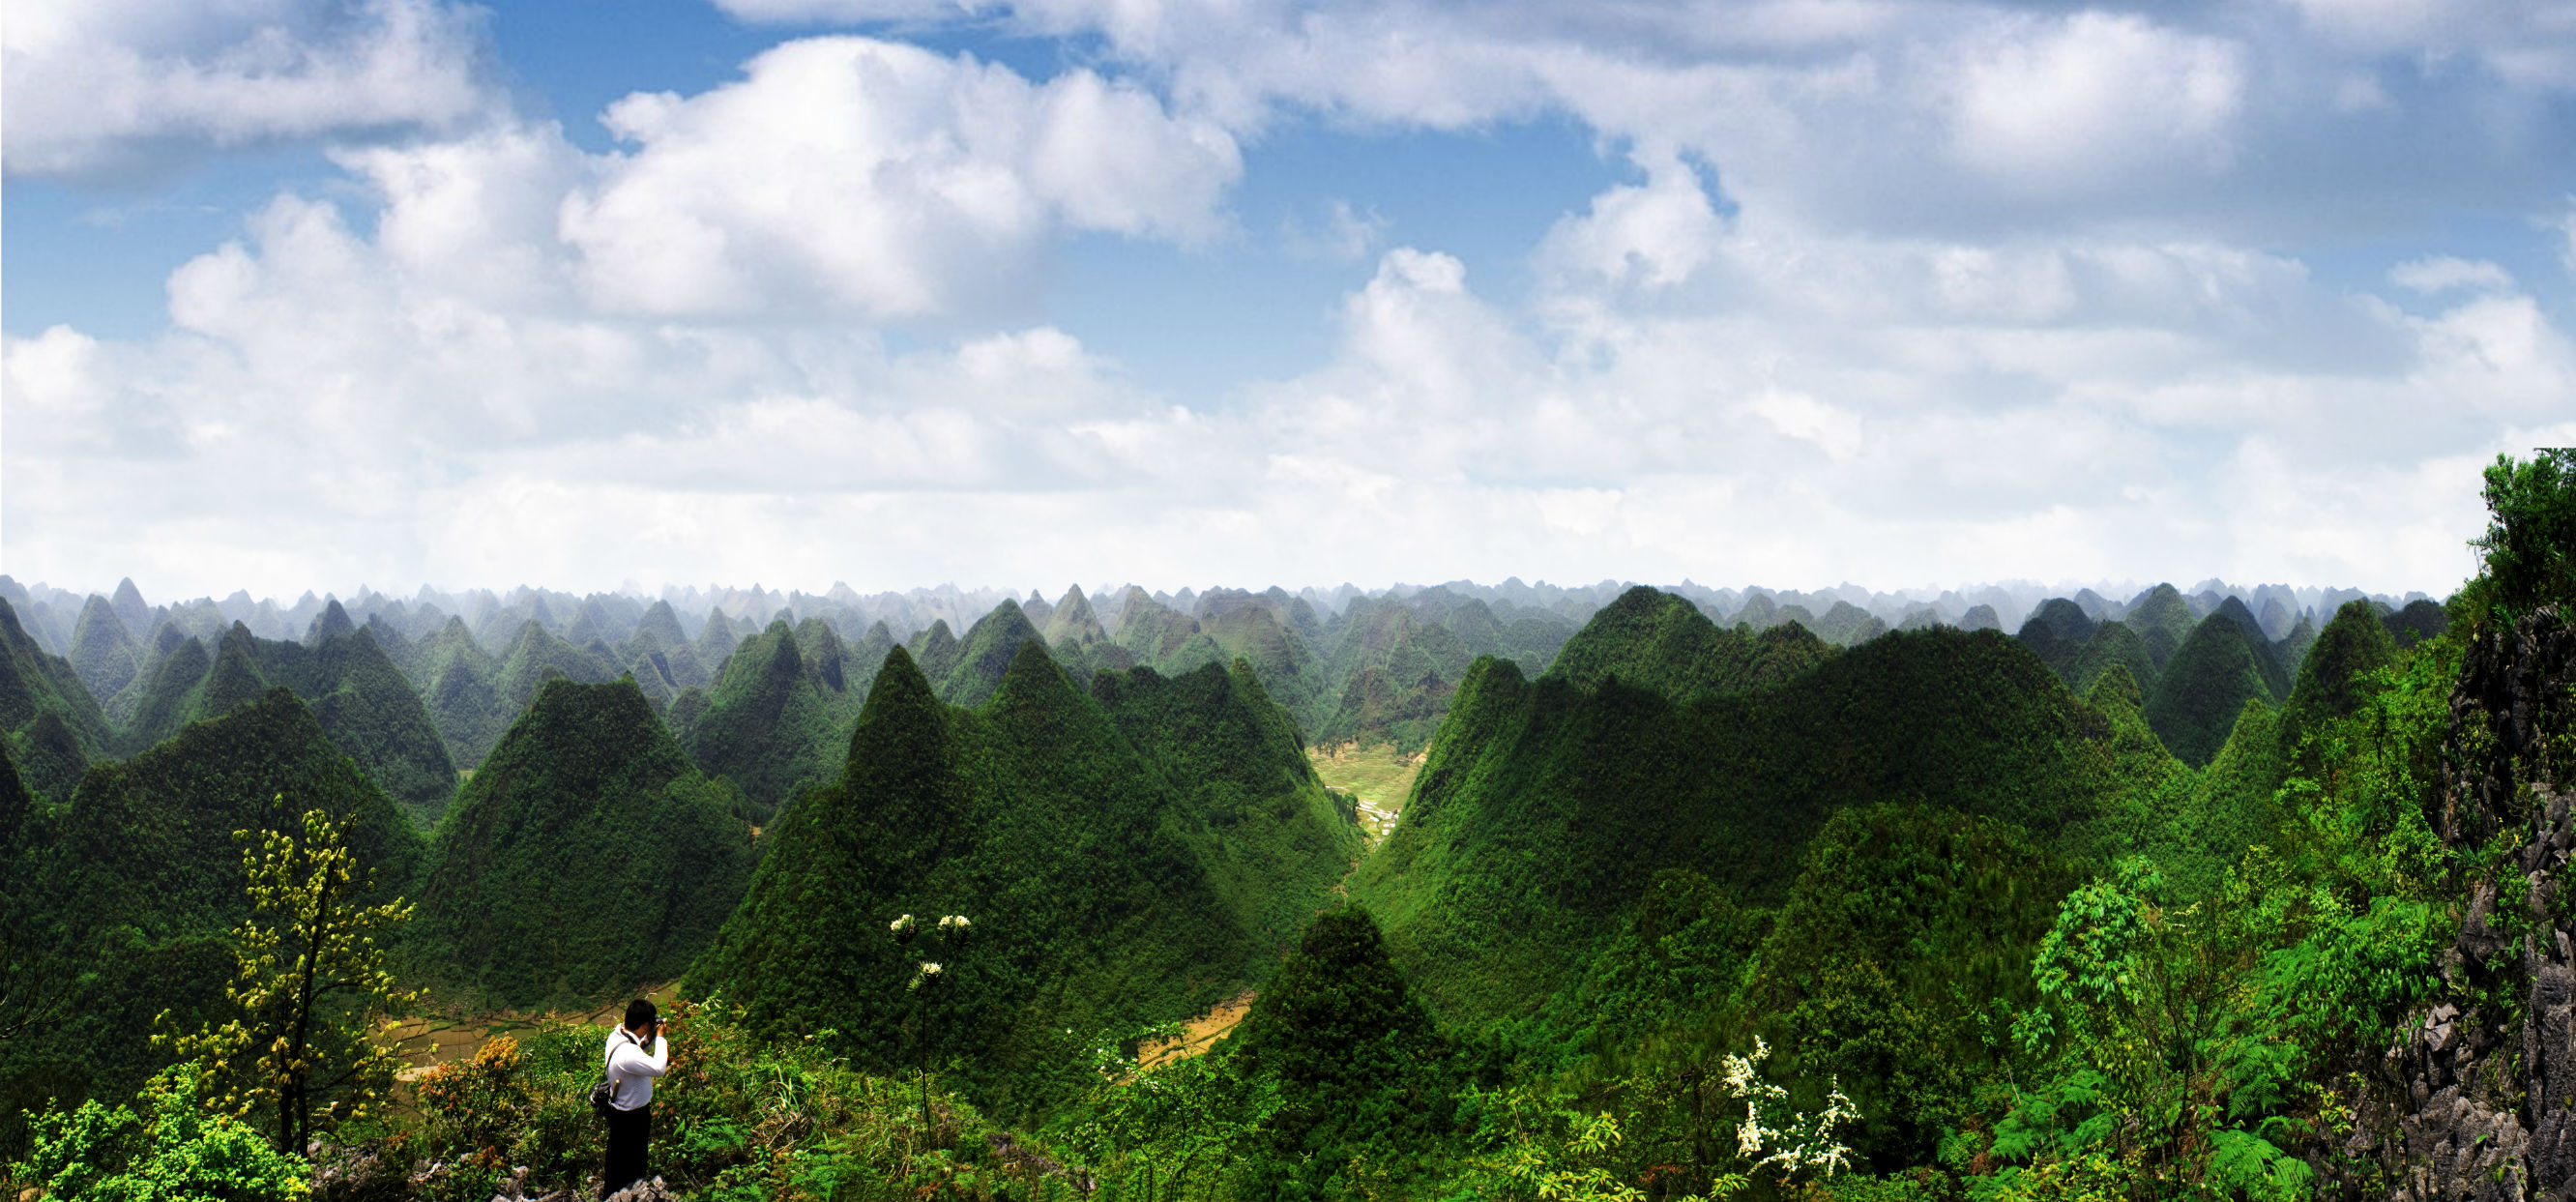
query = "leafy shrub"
xmin=10 ymin=1062 xmax=309 ymax=1202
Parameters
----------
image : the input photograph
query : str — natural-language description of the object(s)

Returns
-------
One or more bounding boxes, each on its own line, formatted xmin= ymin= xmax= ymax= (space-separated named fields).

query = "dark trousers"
xmin=602 ymin=1103 xmax=652 ymax=1198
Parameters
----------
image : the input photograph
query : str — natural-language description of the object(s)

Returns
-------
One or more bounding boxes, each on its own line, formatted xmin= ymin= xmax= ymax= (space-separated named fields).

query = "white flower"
xmin=890 ymin=914 xmax=915 ymax=933
xmin=940 ymin=914 xmax=970 ymax=930
xmin=921 ymin=961 xmax=942 ymax=976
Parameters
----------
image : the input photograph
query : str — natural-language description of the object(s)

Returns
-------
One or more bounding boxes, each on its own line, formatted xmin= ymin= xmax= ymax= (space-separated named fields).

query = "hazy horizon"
xmin=8 ymin=0 xmax=2565 ymax=601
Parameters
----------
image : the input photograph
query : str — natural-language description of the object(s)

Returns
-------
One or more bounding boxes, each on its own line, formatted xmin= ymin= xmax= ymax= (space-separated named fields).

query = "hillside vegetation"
xmin=689 ymin=641 xmax=1360 ymax=1122
xmin=414 ymin=677 xmax=756 ymax=1010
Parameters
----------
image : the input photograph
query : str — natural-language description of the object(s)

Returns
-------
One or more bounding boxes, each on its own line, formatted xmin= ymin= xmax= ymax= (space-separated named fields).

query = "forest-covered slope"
xmin=112 ymin=610 xmax=456 ymax=825
xmin=412 ymin=678 xmax=755 ymax=1009
xmin=1347 ymin=607 xmax=2157 ymax=1024
xmin=689 ymin=641 xmax=1359 ymax=1121
xmin=0 ymin=688 xmax=423 ymax=1132
xmin=683 ymin=619 xmax=852 ymax=820
xmin=0 ymin=599 xmax=115 ymax=805
xmin=1092 ymin=659 xmax=1366 ymax=948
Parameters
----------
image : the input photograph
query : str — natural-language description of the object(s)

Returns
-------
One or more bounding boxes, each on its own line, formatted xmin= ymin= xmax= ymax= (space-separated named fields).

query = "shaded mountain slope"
xmin=0 ymin=600 xmax=116 ymax=782
xmin=1093 ymin=658 xmax=1366 ymax=947
xmin=113 ymin=613 xmax=456 ymax=825
xmin=1546 ymin=585 xmax=1831 ymax=702
xmin=5 ymin=689 xmax=424 ymax=1110
xmin=1347 ymin=624 xmax=2150 ymax=1023
xmin=414 ymin=678 xmax=754 ymax=1008
xmin=684 ymin=620 xmax=844 ymax=819
xmin=690 ymin=642 xmax=1353 ymax=1120
xmin=2143 ymin=612 xmax=2283 ymax=768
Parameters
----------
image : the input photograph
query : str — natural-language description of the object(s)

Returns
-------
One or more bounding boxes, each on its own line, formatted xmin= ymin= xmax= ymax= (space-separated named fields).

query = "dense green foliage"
xmin=110 ymin=613 xmax=456 ymax=826
xmin=684 ymin=620 xmax=852 ymax=821
xmin=2466 ymin=446 xmax=2576 ymax=622
xmin=2279 ymin=600 xmax=2398 ymax=766
xmin=690 ymin=641 xmax=1360 ymax=1122
xmin=0 ymin=689 xmax=422 ymax=1148
xmin=1351 ymin=619 xmax=2152 ymax=1025
xmin=0 ymin=599 xmax=116 ymax=783
xmin=1221 ymin=907 xmax=1473 ymax=1197
xmin=1093 ymin=660 xmax=1365 ymax=948
xmin=414 ymin=678 xmax=756 ymax=1009
xmin=15 ymin=457 xmax=2560 ymax=1201
xmin=10 ymin=1064 xmax=311 ymax=1202
xmin=1547 ymin=585 xmax=1832 ymax=702
xmin=2142 ymin=610 xmax=2282 ymax=769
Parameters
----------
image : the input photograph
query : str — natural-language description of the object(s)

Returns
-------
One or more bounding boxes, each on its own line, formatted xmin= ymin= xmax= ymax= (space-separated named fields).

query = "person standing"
xmin=602 ymin=998 xmax=670 ymax=1198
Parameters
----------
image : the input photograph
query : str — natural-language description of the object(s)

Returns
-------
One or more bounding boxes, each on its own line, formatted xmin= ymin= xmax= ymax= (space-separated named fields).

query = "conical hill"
xmin=495 ymin=619 xmax=618 ymax=711
xmin=2280 ymin=599 xmax=2399 ymax=763
xmin=2143 ymin=613 xmax=2282 ymax=768
xmin=113 ymin=621 xmax=457 ymax=826
xmin=2068 ymin=619 xmax=2160 ymax=697
xmin=1347 ymin=620 xmax=2157 ymax=1023
xmin=413 ymin=617 xmax=511 ymax=770
xmin=684 ymin=619 xmax=842 ymax=819
xmin=415 ymin=678 xmax=754 ymax=1008
xmin=1545 ymin=585 xmax=1830 ymax=703
xmin=1093 ymin=658 xmax=1365 ymax=946
xmin=68 ymin=596 xmax=141 ymax=707
xmin=936 ymin=601 xmax=1046 ymax=707
xmin=2126 ymin=584 xmax=2196 ymax=669
xmin=692 ymin=641 xmax=1337 ymax=1120
xmin=1041 ymin=585 xmax=1108 ymax=649
xmin=0 ymin=598 xmax=115 ymax=764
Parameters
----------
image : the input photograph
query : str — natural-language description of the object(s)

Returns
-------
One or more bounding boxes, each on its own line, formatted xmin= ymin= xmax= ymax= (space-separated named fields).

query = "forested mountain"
xmin=1092 ymin=659 xmax=1365 ymax=948
xmin=2141 ymin=606 xmax=2284 ymax=768
xmin=689 ymin=641 xmax=1359 ymax=1120
xmin=109 ymin=608 xmax=456 ymax=825
xmin=1347 ymin=601 xmax=2161 ymax=1024
xmin=413 ymin=678 xmax=755 ymax=1009
xmin=0 ymin=688 xmax=423 ymax=1135
xmin=683 ymin=619 xmax=855 ymax=820
xmin=0 ymin=599 xmax=115 ymax=805
xmin=1545 ymin=585 xmax=1832 ymax=701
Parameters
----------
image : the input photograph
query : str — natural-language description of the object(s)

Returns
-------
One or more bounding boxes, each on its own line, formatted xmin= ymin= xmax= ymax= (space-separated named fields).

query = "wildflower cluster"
xmin=1720 ymin=1037 xmax=1858 ymax=1180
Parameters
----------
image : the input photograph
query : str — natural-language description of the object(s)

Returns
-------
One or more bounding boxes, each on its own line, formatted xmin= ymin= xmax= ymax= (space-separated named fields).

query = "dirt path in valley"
xmin=1135 ymin=990 xmax=1257 ymax=1070
xmin=390 ymin=982 xmax=681 ymax=1081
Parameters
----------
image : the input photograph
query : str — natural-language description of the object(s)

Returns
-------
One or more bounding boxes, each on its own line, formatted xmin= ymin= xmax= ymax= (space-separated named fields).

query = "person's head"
xmin=624 ymin=997 xmax=659 ymax=1036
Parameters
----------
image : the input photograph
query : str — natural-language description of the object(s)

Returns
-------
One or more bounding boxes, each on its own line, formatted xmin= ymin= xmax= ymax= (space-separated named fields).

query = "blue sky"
xmin=5 ymin=0 xmax=2574 ymax=601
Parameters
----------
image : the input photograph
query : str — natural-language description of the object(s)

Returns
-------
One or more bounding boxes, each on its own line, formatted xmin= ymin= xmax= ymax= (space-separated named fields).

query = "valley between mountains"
xmin=4 ymin=452 xmax=2570 ymax=1202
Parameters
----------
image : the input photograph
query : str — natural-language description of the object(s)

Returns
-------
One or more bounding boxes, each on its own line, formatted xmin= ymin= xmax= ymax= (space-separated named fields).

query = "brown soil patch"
xmin=391 ymin=982 xmax=681 ymax=1082
xmin=1136 ymin=991 xmax=1256 ymax=1070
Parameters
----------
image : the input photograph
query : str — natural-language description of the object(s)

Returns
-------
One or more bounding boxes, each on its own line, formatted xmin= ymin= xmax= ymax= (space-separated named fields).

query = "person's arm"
xmin=609 ymin=1031 xmax=669 ymax=1078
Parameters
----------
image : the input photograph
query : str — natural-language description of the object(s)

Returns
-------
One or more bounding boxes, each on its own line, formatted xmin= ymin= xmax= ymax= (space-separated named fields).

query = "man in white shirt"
xmin=602 ymin=998 xmax=670 ymax=1198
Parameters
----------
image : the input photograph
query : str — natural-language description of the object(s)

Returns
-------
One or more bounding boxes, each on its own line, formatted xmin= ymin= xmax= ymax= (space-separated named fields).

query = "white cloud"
xmin=693 ymin=0 xmax=2576 ymax=247
xmin=6 ymin=198 xmax=2559 ymax=598
xmin=8 ymin=2 xmax=2572 ymax=601
xmin=2282 ymin=0 xmax=2576 ymax=89
xmin=2390 ymin=255 xmax=2516 ymax=293
xmin=557 ymin=38 xmax=1240 ymax=319
xmin=2 ymin=0 xmax=494 ymax=180
xmin=1536 ymin=153 xmax=1727 ymax=289
xmin=1943 ymin=13 xmax=2246 ymax=197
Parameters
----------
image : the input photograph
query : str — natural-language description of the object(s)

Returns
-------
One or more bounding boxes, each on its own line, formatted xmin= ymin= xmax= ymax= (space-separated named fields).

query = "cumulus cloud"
xmin=559 ymin=38 xmax=1237 ymax=319
xmin=2390 ymin=255 xmax=2517 ymax=293
xmin=691 ymin=0 xmax=2576 ymax=245
xmin=9 ymin=1 xmax=2573 ymax=600
xmin=1942 ymin=12 xmax=2246 ymax=197
xmin=2 ymin=0 xmax=495 ymax=180
xmin=8 ymin=188 xmax=2566 ymax=597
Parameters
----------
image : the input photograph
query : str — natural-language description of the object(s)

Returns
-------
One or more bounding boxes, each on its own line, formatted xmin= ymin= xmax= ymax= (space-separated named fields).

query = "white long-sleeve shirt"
xmin=603 ymin=1028 xmax=668 ymax=1110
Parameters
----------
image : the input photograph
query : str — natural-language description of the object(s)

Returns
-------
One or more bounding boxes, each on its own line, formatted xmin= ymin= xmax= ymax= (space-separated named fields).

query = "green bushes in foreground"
xmin=349 ymin=997 xmax=1086 ymax=1202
